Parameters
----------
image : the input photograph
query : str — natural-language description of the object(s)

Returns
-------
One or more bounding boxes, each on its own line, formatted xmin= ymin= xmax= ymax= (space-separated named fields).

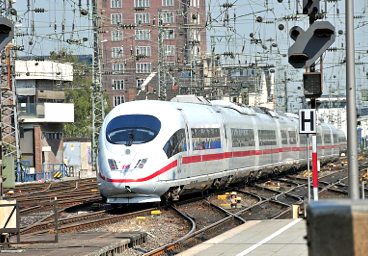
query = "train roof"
xmin=170 ymin=95 xmax=297 ymax=121
xmin=108 ymin=96 xmax=339 ymax=132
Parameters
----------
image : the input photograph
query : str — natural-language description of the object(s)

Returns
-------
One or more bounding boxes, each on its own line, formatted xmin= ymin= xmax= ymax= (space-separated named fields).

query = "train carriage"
xmin=97 ymin=96 xmax=345 ymax=204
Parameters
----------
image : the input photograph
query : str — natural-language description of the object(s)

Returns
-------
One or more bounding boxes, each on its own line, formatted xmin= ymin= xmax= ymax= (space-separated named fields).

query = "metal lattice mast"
xmin=0 ymin=0 xmax=20 ymax=161
xmin=158 ymin=12 xmax=167 ymax=101
xmin=91 ymin=0 xmax=105 ymax=171
xmin=1 ymin=45 xmax=20 ymax=161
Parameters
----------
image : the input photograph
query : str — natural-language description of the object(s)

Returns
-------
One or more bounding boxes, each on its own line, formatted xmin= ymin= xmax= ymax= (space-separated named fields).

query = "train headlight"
xmin=108 ymin=159 xmax=117 ymax=171
xmin=134 ymin=158 xmax=148 ymax=169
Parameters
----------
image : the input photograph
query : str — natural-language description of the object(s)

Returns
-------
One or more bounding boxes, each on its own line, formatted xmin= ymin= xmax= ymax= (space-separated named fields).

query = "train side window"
xmin=163 ymin=129 xmax=186 ymax=158
xmin=288 ymin=131 xmax=296 ymax=145
xmin=191 ymin=128 xmax=221 ymax=150
xmin=317 ymin=134 xmax=322 ymax=144
xmin=333 ymin=134 xmax=338 ymax=144
xmin=300 ymin=134 xmax=307 ymax=144
xmin=258 ymin=130 xmax=277 ymax=146
xmin=324 ymin=132 xmax=331 ymax=143
xmin=281 ymin=130 xmax=288 ymax=145
xmin=231 ymin=128 xmax=255 ymax=147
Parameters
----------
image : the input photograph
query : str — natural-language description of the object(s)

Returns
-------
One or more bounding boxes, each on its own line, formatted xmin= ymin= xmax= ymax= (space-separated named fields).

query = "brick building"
xmin=99 ymin=0 xmax=207 ymax=106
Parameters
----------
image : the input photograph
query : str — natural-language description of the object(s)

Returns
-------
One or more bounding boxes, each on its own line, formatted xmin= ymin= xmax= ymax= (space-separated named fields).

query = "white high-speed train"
xmin=97 ymin=96 xmax=346 ymax=204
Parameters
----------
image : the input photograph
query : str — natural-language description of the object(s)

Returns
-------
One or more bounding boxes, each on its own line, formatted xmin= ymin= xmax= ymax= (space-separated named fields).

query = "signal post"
xmin=289 ymin=0 xmax=335 ymax=200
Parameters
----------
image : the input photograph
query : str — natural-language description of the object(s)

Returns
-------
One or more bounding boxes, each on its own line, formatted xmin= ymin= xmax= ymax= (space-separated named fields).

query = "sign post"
xmin=312 ymin=135 xmax=318 ymax=200
xmin=307 ymin=134 xmax=311 ymax=201
xmin=299 ymin=109 xmax=317 ymax=201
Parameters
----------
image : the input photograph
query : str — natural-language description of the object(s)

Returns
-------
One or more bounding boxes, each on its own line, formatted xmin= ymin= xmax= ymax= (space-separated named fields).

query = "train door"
xmin=257 ymin=117 xmax=269 ymax=168
xmin=215 ymin=110 xmax=227 ymax=173
xmin=178 ymin=109 xmax=191 ymax=179
xmin=273 ymin=119 xmax=281 ymax=165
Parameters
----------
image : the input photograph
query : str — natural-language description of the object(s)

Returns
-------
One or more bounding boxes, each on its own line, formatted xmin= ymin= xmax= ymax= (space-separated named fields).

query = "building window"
xmin=162 ymin=0 xmax=174 ymax=6
xmin=111 ymin=13 xmax=122 ymax=24
xmin=112 ymin=47 xmax=123 ymax=58
xmin=164 ymin=45 xmax=175 ymax=56
xmin=44 ymin=132 xmax=63 ymax=140
xmin=136 ymin=63 xmax=152 ymax=73
xmin=136 ymin=46 xmax=151 ymax=56
xmin=135 ymin=13 xmax=150 ymax=24
xmin=162 ymin=12 xmax=174 ymax=23
xmin=111 ymin=0 xmax=122 ymax=8
xmin=112 ymin=63 xmax=124 ymax=73
xmin=111 ymin=30 xmax=123 ymax=41
xmin=135 ymin=0 xmax=149 ymax=7
xmin=163 ymin=29 xmax=175 ymax=39
xmin=114 ymin=96 xmax=125 ymax=107
xmin=135 ymin=30 xmax=151 ymax=40
xmin=191 ymin=13 xmax=200 ymax=23
xmin=191 ymin=0 xmax=199 ymax=7
xmin=112 ymin=79 xmax=124 ymax=90
xmin=137 ymin=79 xmax=145 ymax=88
xmin=190 ymin=29 xmax=201 ymax=42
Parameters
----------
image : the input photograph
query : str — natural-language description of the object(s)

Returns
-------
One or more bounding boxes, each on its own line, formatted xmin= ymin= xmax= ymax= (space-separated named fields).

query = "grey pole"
xmin=345 ymin=0 xmax=360 ymax=199
xmin=362 ymin=181 xmax=365 ymax=199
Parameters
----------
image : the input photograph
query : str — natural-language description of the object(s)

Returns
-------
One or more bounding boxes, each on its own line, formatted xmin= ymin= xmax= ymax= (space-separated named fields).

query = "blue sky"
xmin=12 ymin=0 xmax=368 ymax=111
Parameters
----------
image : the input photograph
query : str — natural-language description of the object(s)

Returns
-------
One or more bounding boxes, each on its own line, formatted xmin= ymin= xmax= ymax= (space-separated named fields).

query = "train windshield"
xmin=106 ymin=114 xmax=161 ymax=145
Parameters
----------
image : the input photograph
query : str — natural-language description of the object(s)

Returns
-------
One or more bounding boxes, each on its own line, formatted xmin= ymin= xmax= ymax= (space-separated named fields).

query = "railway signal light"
xmin=303 ymin=0 xmax=320 ymax=16
xmin=288 ymin=21 xmax=335 ymax=68
xmin=303 ymin=72 xmax=322 ymax=98
xmin=0 ymin=17 xmax=14 ymax=51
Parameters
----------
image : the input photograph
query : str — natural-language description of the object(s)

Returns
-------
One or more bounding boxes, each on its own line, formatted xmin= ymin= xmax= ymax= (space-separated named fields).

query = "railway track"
xmin=12 ymin=155 xmax=368 ymax=255
xmin=21 ymin=207 xmax=161 ymax=235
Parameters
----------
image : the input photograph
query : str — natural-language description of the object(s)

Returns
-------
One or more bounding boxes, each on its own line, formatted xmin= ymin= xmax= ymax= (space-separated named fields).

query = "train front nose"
xmin=98 ymin=156 xmax=161 ymax=204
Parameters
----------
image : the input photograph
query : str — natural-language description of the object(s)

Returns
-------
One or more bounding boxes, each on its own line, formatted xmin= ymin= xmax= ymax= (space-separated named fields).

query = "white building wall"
xmin=22 ymin=103 xmax=74 ymax=123
xmin=15 ymin=60 xmax=73 ymax=81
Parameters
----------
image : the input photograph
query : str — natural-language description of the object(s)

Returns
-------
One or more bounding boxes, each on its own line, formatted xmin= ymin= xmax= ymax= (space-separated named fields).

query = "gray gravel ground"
xmin=78 ymin=209 xmax=189 ymax=255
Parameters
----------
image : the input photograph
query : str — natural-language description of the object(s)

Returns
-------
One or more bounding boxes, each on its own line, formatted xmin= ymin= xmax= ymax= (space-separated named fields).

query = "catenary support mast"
xmin=91 ymin=0 xmax=105 ymax=172
xmin=345 ymin=0 xmax=359 ymax=199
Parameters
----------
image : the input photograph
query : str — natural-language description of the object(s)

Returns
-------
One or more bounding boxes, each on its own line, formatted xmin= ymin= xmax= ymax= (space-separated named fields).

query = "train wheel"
xmin=111 ymin=203 xmax=122 ymax=209
xmin=100 ymin=194 xmax=107 ymax=203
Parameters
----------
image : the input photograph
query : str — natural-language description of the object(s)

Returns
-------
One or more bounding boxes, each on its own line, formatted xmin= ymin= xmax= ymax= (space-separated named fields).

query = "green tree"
xmin=50 ymin=49 xmax=111 ymax=138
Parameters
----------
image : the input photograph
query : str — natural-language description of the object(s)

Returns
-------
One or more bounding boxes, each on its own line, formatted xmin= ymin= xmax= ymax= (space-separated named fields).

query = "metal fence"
xmin=15 ymin=161 xmax=67 ymax=182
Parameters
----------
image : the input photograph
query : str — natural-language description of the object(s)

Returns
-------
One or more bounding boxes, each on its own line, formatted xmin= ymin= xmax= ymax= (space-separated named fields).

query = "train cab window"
xmin=231 ymin=128 xmax=255 ymax=147
xmin=106 ymin=114 xmax=161 ymax=145
xmin=288 ymin=131 xmax=297 ymax=145
xmin=191 ymin=128 xmax=221 ymax=150
xmin=281 ymin=130 xmax=288 ymax=145
xmin=258 ymin=130 xmax=277 ymax=146
xmin=163 ymin=129 xmax=186 ymax=158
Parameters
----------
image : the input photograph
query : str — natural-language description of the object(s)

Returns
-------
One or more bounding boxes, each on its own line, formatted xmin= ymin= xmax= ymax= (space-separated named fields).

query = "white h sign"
xmin=299 ymin=109 xmax=316 ymax=134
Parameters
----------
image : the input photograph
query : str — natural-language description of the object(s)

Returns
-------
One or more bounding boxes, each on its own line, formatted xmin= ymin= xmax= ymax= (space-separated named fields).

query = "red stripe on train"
xmin=99 ymin=160 xmax=177 ymax=183
xmin=101 ymin=144 xmax=341 ymax=183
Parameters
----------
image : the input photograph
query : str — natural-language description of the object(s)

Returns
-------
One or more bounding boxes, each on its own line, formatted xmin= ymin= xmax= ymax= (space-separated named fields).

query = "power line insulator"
xmin=80 ymin=9 xmax=88 ymax=15
xmin=34 ymin=8 xmax=45 ymax=13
